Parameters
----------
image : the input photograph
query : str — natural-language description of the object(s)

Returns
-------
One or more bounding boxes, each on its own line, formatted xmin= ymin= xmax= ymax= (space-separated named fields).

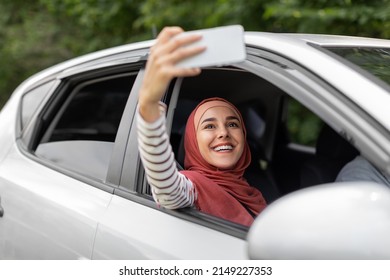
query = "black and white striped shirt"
xmin=137 ymin=107 xmax=196 ymax=209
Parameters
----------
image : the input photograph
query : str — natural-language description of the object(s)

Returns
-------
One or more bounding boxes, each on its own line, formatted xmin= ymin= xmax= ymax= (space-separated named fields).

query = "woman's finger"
xmin=153 ymin=27 xmax=204 ymax=58
xmin=154 ymin=26 xmax=184 ymax=46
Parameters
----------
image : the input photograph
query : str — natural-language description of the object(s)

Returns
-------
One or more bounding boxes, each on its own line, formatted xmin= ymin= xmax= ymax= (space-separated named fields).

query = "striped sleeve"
xmin=136 ymin=105 xmax=196 ymax=209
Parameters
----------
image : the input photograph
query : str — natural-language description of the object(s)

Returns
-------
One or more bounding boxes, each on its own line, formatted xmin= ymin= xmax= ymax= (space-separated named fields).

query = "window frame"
xmin=117 ymin=70 xmax=250 ymax=239
xmin=18 ymin=63 xmax=145 ymax=192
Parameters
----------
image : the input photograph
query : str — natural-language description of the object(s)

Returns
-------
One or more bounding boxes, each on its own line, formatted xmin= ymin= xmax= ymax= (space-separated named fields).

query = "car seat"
xmin=240 ymin=105 xmax=281 ymax=203
xmin=300 ymin=124 xmax=359 ymax=187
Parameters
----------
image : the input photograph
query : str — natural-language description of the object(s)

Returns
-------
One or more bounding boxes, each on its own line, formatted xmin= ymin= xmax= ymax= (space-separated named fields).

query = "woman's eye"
xmin=228 ymin=122 xmax=239 ymax=128
xmin=204 ymin=124 xmax=215 ymax=129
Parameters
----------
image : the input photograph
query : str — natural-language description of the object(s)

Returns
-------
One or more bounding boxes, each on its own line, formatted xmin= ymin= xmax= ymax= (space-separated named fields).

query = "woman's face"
xmin=196 ymin=106 xmax=245 ymax=170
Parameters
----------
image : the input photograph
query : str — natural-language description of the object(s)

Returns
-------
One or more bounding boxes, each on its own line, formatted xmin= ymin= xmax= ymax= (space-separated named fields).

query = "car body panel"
xmin=92 ymin=195 xmax=247 ymax=259
xmin=0 ymin=86 xmax=21 ymax=163
xmin=0 ymin=144 xmax=112 ymax=259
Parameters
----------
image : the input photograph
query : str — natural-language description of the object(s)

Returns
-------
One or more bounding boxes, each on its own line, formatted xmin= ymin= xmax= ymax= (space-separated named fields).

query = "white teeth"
xmin=214 ymin=145 xmax=233 ymax=151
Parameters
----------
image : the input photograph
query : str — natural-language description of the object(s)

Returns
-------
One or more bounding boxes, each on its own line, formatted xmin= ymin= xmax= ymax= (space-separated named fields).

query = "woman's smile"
xmin=212 ymin=143 xmax=234 ymax=152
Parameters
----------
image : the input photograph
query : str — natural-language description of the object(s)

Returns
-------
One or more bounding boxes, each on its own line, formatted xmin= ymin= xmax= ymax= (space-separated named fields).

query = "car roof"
xmin=17 ymin=32 xmax=390 ymax=93
xmin=246 ymin=32 xmax=390 ymax=47
xmin=25 ymin=32 xmax=390 ymax=81
xmin=11 ymin=31 xmax=390 ymax=131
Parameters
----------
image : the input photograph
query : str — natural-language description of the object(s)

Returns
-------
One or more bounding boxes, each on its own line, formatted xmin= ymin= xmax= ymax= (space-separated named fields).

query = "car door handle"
xmin=0 ymin=197 xmax=4 ymax=217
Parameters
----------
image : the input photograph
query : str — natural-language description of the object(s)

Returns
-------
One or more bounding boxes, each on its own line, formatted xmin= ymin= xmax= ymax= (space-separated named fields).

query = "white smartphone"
xmin=174 ymin=25 xmax=246 ymax=68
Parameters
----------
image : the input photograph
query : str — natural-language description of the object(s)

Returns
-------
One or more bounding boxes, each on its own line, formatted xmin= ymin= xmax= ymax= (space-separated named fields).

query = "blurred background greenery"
xmin=1 ymin=0 xmax=389 ymax=144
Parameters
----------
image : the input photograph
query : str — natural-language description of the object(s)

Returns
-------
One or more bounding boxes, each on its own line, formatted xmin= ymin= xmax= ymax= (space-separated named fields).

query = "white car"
xmin=0 ymin=31 xmax=389 ymax=259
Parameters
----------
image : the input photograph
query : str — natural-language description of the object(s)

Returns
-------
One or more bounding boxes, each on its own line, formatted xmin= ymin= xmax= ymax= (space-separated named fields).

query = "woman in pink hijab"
xmin=137 ymin=27 xmax=266 ymax=226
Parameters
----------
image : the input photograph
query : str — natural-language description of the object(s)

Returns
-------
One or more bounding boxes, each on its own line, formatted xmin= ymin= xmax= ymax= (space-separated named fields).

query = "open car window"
xmin=131 ymin=60 xmax=365 ymax=235
xmin=166 ymin=67 xmax=360 ymax=203
xmin=167 ymin=68 xmax=286 ymax=205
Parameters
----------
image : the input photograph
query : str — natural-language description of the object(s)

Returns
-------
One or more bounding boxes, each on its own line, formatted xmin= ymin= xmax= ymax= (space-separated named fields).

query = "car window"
xmin=162 ymin=68 xmax=283 ymax=220
xmin=20 ymin=80 xmax=56 ymax=130
xmin=285 ymin=97 xmax=323 ymax=148
xmin=35 ymin=73 xmax=136 ymax=181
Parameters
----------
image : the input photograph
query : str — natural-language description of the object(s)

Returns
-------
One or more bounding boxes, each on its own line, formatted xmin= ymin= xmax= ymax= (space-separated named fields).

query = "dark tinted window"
xmin=36 ymin=73 xmax=136 ymax=181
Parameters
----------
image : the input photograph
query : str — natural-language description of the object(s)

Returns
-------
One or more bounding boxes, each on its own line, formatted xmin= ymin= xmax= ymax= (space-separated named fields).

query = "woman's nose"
xmin=217 ymin=127 xmax=229 ymax=138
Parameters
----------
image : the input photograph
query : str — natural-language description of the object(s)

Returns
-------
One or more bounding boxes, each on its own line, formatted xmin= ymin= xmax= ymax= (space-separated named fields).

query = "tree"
xmin=0 ymin=1 xmax=77 ymax=106
xmin=263 ymin=0 xmax=390 ymax=38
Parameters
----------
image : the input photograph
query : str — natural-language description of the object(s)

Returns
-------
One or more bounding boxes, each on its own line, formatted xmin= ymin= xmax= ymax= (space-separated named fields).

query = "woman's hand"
xmin=138 ymin=26 xmax=206 ymax=122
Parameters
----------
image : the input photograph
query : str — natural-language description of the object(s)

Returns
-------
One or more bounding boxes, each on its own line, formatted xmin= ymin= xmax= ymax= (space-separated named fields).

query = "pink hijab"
xmin=180 ymin=97 xmax=266 ymax=226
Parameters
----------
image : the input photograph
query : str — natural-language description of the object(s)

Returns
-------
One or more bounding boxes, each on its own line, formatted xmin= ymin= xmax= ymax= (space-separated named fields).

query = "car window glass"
xmin=324 ymin=47 xmax=390 ymax=87
xmin=286 ymin=97 xmax=322 ymax=147
xmin=35 ymin=73 xmax=136 ymax=181
xmin=21 ymin=81 xmax=55 ymax=130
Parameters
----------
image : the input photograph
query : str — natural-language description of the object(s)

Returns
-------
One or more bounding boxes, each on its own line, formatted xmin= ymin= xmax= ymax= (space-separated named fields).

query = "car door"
xmin=0 ymin=147 xmax=113 ymax=259
xmin=0 ymin=63 xmax=140 ymax=259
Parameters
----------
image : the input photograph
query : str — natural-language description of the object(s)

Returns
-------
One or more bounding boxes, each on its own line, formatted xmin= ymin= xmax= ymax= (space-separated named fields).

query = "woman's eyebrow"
xmin=201 ymin=115 xmax=239 ymax=124
xmin=226 ymin=116 xmax=240 ymax=122
xmin=201 ymin=117 xmax=216 ymax=124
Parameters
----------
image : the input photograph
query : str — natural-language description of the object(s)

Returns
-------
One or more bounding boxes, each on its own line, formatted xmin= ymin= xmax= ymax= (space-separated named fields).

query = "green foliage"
xmin=135 ymin=0 xmax=268 ymax=32
xmin=263 ymin=0 xmax=390 ymax=38
xmin=0 ymin=1 xmax=73 ymax=106
xmin=287 ymin=98 xmax=322 ymax=146
xmin=39 ymin=0 xmax=149 ymax=47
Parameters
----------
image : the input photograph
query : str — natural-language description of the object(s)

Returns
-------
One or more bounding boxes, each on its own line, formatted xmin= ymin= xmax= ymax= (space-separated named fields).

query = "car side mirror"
xmin=247 ymin=182 xmax=390 ymax=259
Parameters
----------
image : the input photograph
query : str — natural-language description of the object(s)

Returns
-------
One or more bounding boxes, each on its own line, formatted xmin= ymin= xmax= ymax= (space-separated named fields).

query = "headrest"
xmin=239 ymin=105 xmax=266 ymax=160
xmin=241 ymin=106 xmax=266 ymax=143
xmin=316 ymin=124 xmax=359 ymax=160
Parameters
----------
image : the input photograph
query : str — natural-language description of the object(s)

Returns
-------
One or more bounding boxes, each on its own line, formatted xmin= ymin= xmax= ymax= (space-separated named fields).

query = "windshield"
xmin=324 ymin=47 xmax=390 ymax=87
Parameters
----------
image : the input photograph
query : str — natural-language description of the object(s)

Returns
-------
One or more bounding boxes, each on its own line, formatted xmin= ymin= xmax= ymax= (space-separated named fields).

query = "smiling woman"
xmin=137 ymin=97 xmax=267 ymax=226
xmin=137 ymin=27 xmax=266 ymax=226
